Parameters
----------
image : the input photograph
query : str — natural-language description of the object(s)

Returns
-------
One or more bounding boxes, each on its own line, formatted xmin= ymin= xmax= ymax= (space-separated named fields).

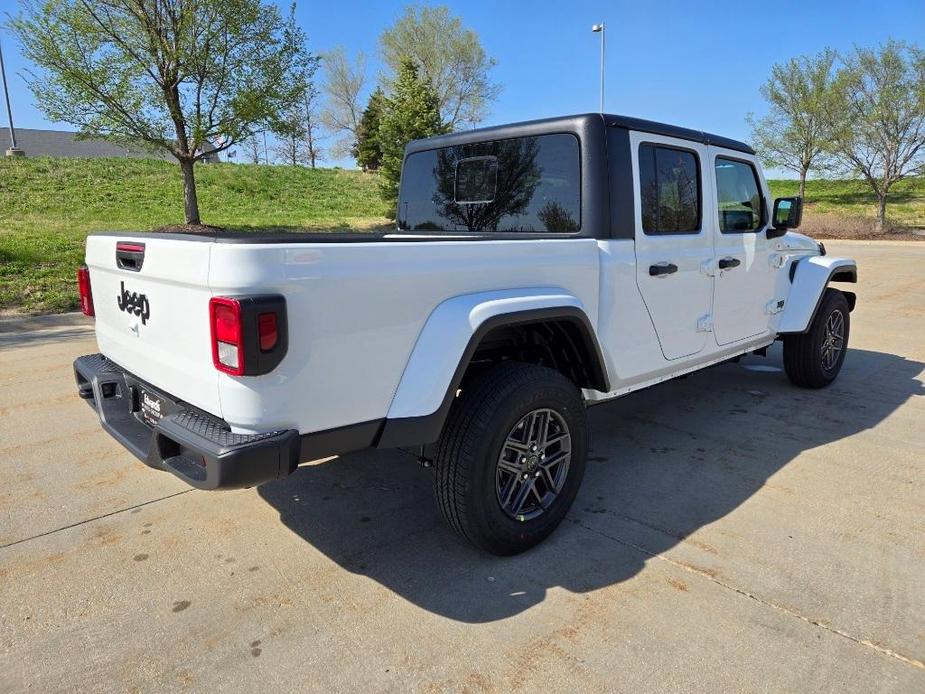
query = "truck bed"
xmin=84 ymin=232 xmax=603 ymax=438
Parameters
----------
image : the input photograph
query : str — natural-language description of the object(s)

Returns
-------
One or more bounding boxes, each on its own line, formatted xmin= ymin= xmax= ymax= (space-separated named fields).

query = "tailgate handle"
xmin=116 ymin=242 xmax=146 ymax=272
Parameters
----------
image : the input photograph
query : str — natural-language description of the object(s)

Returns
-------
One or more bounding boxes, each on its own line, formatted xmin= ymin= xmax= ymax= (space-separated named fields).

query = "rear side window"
xmin=639 ymin=143 xmax=701 ymax=234
xmin=715 ymin=158 xmax=764 ymax=232
xmin=455 ymin=157 xmax=498 ymax=203
xmin=398 ymin=133 xmax=581 ymax=233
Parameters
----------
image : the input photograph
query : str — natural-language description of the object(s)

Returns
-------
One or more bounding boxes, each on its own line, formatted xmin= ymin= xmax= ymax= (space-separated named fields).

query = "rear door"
xmin=708 ymin=150 xmax=776 ymax=344
xmin=85 ymin=235 xmax=221 ymax=416
xmin=631 ymin=132 xmax=715 ymax=360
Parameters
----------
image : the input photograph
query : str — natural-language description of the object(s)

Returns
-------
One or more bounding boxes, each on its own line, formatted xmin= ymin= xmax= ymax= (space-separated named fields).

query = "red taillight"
xmin=77 ymin=266 xmax=94 ymax=317
xmin=258 ymin=312 xmax=278 ymax=352
xmin=209 ymin=297 xmax=244 ymax=375
xmin=209 ymin=295 xmax=286 ymax=377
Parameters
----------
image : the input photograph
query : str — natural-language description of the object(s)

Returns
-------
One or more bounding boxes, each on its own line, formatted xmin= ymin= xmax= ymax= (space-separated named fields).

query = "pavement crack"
xmin=0 ymin=490 xmax=193 ymax=551
xmin=574 ymin=519 xmax=925 ymax=672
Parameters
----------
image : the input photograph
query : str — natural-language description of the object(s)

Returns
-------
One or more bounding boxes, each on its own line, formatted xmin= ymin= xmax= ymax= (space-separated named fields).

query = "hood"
xmin=777 ymin=231 xmax=822 ymax=255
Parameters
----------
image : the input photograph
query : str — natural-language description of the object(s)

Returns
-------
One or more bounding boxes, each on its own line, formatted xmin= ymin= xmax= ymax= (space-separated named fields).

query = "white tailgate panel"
xmin=86 ymin=236 xmax=221 ymax=416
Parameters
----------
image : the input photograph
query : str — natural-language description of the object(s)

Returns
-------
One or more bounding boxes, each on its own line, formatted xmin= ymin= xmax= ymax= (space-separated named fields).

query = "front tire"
xmin=783 ymin=288 xmax=850 ymax=388
xmin=433 ymin=362 xmax=588 ymax=555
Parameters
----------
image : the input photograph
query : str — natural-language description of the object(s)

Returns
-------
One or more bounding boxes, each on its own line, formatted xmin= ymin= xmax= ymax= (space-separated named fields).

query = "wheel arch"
xmin=377 ymin=290 xmax=608 ymax=449
xmin=778 ymin=256 xmax=857 ymax=334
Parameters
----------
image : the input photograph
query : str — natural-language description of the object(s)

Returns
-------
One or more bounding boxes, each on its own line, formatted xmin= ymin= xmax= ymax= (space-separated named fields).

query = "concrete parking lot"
xmin=1 ymin=241 xmax=923 ymax=692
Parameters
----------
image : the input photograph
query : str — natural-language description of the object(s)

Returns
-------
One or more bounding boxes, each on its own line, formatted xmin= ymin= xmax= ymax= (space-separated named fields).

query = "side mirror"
xmin=768 ymin=196 xmax=802 ymax=238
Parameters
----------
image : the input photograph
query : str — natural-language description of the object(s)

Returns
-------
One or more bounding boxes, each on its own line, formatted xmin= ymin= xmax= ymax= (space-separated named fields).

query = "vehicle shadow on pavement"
xmin=257 ymin=346 xmax=924 ymax=623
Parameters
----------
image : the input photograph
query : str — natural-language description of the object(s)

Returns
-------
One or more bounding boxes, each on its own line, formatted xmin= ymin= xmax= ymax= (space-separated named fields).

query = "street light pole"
xmin=0 ymin=37 xmax=24 ymax=156
xmin=591 ymin=23 xmax=605 ymax=113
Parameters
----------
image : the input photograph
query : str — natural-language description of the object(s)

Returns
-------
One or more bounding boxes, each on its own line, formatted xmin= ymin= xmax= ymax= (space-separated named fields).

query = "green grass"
xmin=0 ymin=157 xmax=390 ymax=314
xmin=769 ymin=176 xmax=925 ymax=227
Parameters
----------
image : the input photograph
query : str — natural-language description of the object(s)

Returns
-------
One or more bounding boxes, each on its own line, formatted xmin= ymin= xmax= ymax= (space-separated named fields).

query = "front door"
xmin=632 ymin=133 xmax=715 ymax=360
xmin=708 ymin=150 xmax=776 ymax=345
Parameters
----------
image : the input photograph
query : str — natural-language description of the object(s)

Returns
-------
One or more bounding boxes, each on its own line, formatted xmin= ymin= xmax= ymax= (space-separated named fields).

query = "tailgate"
xmin=85 ymin=235 xmax=221 ymax=417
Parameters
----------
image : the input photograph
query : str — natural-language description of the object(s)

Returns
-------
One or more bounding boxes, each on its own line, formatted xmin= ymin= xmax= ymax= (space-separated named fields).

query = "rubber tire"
xmin=433 ymin=362 xmax=588 ymax=555
xmin=783 ymin=288 xmax=850 ymax=389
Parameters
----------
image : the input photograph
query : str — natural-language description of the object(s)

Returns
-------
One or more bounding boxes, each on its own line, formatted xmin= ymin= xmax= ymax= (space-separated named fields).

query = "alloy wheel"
xmin=821 ymin=309 xmax=845 ymax=371
xmin=495 ymin=408 xmax=572 ymax=521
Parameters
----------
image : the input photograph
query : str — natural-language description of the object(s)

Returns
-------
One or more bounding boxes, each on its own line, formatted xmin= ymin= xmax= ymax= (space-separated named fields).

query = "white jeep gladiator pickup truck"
xmin=74 ymin=113 xmax=857 ymax=554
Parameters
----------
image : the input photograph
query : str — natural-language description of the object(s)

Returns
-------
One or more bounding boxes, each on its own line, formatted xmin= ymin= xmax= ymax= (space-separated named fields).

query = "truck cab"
xmin=74 ymin=113 xmax=857 ymax=554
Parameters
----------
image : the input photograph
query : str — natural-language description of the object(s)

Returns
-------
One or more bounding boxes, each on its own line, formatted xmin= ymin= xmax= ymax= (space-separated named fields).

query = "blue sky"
xmin=2 ymin=0 xmax=925 ymax=175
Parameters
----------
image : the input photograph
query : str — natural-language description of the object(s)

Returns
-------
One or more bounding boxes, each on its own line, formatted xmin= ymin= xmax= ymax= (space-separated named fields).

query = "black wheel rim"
xmin=821 ymin=309 xmax=845 ymax=371
xmin=495 ymin=408 xmax=571 ymax=521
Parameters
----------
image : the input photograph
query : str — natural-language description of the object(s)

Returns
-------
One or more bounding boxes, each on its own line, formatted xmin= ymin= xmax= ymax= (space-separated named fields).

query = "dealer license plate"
xmin=137 ymin=387 xmax=166 ymax=426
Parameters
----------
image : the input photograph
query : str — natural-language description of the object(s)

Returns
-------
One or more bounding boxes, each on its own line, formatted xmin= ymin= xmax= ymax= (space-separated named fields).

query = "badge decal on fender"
xmin=117 ymin=281 xmax=151 ymax=325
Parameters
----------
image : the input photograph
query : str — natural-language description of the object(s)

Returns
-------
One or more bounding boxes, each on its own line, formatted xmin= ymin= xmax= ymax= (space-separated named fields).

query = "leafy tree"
xmin=380 ymin=5 xmax=499 ymax=129
xmin=537 ymin=201 xmax=579 ymax=233
xmin=11 ymin=0 xmax=312 ymax=225
xmin=747 ymin=48 xmax=837 ymax=199
xmin=822 ymin=41 xmax=925 ymax=230
xmin=378 ymin=59 xmax=445 ymax=214
xmin=355 ymin=87 xmax=385 ymax=171
xmin=320 ymin=46 xmax=366 ymax=158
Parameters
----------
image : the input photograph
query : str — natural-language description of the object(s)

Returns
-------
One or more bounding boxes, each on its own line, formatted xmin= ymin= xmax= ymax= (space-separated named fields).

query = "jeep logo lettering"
xmin=117 ymin=282 xmax=151 ymax=324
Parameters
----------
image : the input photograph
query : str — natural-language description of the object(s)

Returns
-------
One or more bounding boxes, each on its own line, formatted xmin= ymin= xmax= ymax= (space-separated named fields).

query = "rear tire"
xmin=783 ymin=288 xmax=850 ymax=388
xmin=433 ymin=362 xmax=588 ymax=555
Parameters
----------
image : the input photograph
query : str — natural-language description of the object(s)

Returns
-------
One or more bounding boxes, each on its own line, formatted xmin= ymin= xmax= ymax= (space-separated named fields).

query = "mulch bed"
xmin=152 ymin=223 xmax=227 ymax=233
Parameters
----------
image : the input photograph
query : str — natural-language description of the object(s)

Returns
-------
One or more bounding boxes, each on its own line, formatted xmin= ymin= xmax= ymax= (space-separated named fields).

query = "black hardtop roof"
xmin=406 ymin=112 xmax=755 ymax=155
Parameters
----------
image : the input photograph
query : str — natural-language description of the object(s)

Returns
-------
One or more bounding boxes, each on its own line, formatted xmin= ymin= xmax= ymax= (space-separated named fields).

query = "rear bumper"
xmin=73 ymin=354 xmax=299 ymax=490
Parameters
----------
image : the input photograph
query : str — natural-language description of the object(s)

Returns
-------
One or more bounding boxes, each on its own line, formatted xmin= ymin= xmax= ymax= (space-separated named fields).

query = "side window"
xmin=715 ymin=158 xmax=764 ymax=232
xmin=639 ymin=143 xmax=701 ymax=234
xmin=397 ymin=133 xmax=581 ymax=233
xmin=455 ymin=156 xmax=498 ymax=204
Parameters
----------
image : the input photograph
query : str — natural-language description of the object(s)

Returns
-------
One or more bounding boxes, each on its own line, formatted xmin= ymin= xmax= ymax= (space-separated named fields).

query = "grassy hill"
xmin=1 ymin=157 xmax=390 ymax=313
xmin=1 ymin=157 xmax=922 ymax=314
xmin=769 ymin=177 xmax=925 ymax=236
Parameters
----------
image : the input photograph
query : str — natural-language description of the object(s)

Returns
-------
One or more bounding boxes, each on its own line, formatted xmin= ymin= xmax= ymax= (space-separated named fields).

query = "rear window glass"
xmin=455 ymin=157 xmax=498 ymax=203
xmin=639 ymin=143 xmax=701 ymax=234
xmin=398 ymin=133 xmax=581 ymax=232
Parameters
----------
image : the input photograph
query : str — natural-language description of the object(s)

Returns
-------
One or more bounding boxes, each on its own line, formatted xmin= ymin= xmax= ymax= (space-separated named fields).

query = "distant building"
xmin=12 ymin=128 xmax=220 ymax=162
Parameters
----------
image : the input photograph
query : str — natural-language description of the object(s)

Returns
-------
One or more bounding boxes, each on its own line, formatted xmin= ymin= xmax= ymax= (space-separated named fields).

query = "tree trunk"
xmin=179 ymin=158 xmax=200 ymax=225
xmin=799 ymin=168 xmax=807 ymax=200
xmin=875 ymin=194 xmax=887 ymax=232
